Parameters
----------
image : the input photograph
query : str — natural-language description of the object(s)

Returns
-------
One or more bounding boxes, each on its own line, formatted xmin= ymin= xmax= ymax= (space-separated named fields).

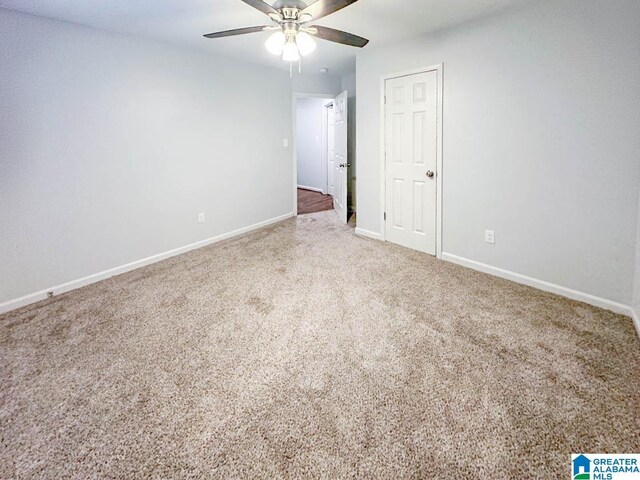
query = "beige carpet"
xmin=1 ymin=211 xmax=639 ymax=479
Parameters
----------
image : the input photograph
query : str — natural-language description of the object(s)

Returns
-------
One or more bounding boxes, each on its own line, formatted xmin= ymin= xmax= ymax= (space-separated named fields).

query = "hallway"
xmin=297 ymin=188 xmax=334 ymax=215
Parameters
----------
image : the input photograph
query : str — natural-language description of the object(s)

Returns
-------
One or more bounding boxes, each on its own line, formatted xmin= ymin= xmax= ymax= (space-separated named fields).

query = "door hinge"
xmin=384 ymin=212 xmax=386 ymax=221
xmin=384 ymin=96 xmax=387 ymax=104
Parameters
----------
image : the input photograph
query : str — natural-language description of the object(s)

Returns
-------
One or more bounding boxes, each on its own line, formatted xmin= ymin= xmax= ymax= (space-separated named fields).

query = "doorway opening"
xmin=294 ymin=96 xmax=334 ymax=215
xmin=293 ymin=91 xmax=350 ymax=222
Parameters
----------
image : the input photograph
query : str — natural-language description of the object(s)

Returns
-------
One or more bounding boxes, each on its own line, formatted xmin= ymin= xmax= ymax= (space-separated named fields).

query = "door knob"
xmin=339 ymin=163 xmax=351 ymax=168
xmin=426 ymin=170 xmax=435 ymax=178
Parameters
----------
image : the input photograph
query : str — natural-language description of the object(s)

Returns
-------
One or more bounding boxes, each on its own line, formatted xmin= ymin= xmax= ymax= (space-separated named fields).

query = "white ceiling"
xmin=0 ymin=0 xmax=533 ymax=75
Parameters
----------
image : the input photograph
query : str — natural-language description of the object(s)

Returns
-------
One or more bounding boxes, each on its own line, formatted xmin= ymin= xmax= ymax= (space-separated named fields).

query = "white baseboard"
xmin=297 ymin=185 xmax=324 ymax=194
xmin=355 ymin=227 xmax=383 ymax=241
xmin=442 ymin=252 xmax=633 ymax=317
xmin=632 ymin=309 xmax=640 ymax=339
xmin=0 ymin=212 xmax=294 ymax=315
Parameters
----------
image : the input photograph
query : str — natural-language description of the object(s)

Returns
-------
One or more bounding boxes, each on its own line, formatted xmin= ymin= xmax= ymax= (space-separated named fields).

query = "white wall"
xmin=356 ymin=0 xmax=640 ymax=307
xmin=0 ymin=9 xmax=293 ymax=306
xmin=341 ymin=73 xmax=356 ymax=98
xmin=296 ymin=97 xmax=331 ymax=191
xmin=291 ymin=72 xmax=343 ymax=95
xmin=633 ymin=188 xmax=640 ymax=323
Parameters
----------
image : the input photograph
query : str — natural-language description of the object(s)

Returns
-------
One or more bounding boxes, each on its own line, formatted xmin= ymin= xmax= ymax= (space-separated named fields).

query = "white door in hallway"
xmin=385 ymin=71 xmax=438 ymax=255
xmin=327 ymin=104 xmax=335 ymax=196
xmin=333 ymin=90 xmax=348 ymax=223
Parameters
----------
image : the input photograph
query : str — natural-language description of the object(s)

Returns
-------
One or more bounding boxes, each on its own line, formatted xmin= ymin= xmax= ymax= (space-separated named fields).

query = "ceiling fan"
xmin=203 ymin=0 xmax=369 ymax=66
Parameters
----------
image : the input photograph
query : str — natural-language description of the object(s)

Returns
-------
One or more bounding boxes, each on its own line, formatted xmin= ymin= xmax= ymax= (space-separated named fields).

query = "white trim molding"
xmin=355 ymin=227 xmax=384 ymax=241
xmin=632 ymin=310 xmax=640 ymax=339
xmin=0 ymin=212 xmax=294 ymax=315
xmin=442 ymin=252 xmax=634 ymax=317
xmin=379 ymin=64 xmax=444 ymax=259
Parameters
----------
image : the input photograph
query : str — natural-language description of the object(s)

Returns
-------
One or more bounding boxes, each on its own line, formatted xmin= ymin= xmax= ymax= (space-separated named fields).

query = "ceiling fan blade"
xmin=308 ymin=25 xmax=369 ymax=47
xmin=300 ymin=0 xmax=360 ymax=21
xmin=239 ymin=0 xmax=279 ymax=16
xmin=203 ymin=26 xmax=269 ymax=38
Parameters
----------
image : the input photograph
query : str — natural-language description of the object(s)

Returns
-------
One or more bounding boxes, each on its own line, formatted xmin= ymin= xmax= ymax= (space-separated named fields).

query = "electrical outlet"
xmin=485 ymin=230 xmax=495 ymax=244
xmin=47 ymin=291 xmax=54 ymax=298
xmin=283 ymin=138 xmax=289 ymax=147
xmin=198 ymin=213 xmax=205 ymax=224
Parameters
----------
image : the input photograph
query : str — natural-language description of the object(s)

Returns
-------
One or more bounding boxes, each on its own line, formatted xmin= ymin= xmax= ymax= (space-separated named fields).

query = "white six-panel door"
xmin=333 ymin=90 xmax=348 ymax=224
xmin=385 ymin=71 xmax=438 ymax=254
xmin=327 ymin=104 xmax=335 ymax=196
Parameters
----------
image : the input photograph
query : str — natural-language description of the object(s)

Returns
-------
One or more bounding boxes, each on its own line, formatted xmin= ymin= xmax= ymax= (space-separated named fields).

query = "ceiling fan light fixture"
xmin=295 ymin=32 xmax=316 ymax=56
xmin=282 ymin=39 xmax=300 ymax=62
xmin=265 ymin=31 xmax=286 ymax=55
xmin=204 ymin=0 xmax=370 ymax=71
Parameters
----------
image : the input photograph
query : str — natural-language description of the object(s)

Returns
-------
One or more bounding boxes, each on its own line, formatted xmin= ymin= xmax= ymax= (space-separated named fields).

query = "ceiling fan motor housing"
xmin=281 ymin=7 xmax=299 ymax=20
xmin=272 ymin=0 xmax=309 ymax=10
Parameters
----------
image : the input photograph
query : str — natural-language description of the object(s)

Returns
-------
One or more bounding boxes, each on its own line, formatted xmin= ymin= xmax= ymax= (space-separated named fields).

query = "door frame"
xmin=379 ymin=64 xmax=444 ymax=258
xmin=292 ymin=92 xmax=336 ymax=217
